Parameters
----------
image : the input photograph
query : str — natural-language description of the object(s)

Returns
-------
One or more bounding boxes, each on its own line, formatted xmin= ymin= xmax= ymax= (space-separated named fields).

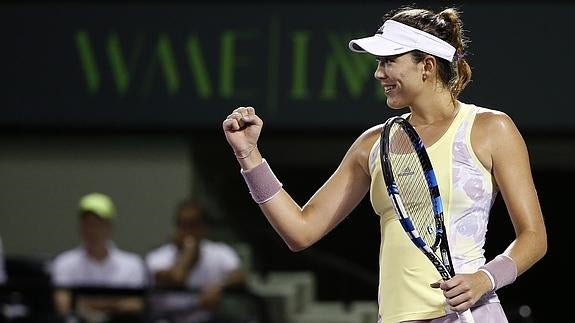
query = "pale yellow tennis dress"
xmin=368 ymin=103 xmax=501 ymax=322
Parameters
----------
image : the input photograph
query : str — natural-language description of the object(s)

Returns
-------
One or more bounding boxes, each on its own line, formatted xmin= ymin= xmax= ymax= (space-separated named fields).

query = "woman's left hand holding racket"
xmin=431 ymin=271 xmax=494 ymax=314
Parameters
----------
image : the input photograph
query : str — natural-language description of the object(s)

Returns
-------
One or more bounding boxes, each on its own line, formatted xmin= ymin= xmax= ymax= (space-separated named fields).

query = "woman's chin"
xmin=385 ymin=99 xmax=406 ymax=110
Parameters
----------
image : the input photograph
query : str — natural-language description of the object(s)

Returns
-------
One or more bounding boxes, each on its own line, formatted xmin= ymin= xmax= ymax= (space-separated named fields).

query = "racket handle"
xmin=457 ymin=309 xmax=475 ymax=323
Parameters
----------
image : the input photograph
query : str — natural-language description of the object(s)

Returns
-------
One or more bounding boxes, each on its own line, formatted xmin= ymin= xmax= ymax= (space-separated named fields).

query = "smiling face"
xmin=374 ymin=52 xmax=427 ymax=109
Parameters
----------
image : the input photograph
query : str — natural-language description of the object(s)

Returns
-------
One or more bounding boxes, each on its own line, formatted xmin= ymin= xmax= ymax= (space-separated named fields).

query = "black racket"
xmin=380 ymin=116 xmax=475 ymax=323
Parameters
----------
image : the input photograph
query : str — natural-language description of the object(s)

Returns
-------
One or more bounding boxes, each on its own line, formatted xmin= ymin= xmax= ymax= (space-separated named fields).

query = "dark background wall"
xmin=0 ymin=1 xmax=572 ymax=321
xmin=1 ymin=2 xmax=574 ymax=133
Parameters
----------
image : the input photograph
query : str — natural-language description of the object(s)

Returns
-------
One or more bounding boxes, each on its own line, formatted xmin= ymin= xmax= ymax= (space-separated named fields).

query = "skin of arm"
xmin=150 ymin=232 xmax=247 ymax=310
xmin=224 ymin=107 xmax=380 ymax=252
xmin=76 ymin=296 xmax=144 ymax=313
xmin=55 ymin=288 xmax=144 ymax=320
xmin=438 ymin=109 xmax=548 ymax=312
xmin=198 ymin=268 xmax=247 ymax=310
xmin=54 ymin=289 xmax=72 ymax=316
xmin=481 ymin=111 xmax=547 ymax=273
xmin=153 ymin=235 xmax=198 ymax=287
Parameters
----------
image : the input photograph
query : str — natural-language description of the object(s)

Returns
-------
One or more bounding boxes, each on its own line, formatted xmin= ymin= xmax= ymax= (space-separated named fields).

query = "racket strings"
xmin=389 ymin=125 xmax=437 ymax=248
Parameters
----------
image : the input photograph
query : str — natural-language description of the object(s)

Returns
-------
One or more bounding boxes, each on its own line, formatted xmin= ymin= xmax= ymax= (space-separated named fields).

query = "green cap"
xmin=78 ymin=193 xmax=116 ymax=220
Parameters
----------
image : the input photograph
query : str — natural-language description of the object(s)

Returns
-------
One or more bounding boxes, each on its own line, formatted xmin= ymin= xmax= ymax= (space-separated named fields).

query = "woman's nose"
xmin=374 ymin=64 xmax=386 ymax=80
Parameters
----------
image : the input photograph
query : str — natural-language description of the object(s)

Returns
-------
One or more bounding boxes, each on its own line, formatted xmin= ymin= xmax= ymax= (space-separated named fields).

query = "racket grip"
xmin=457 ymin=309 xmax=475 ymax=323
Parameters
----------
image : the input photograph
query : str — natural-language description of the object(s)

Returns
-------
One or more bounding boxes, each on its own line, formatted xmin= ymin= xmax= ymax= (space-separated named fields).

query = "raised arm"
xmin=222 ymin=106 xmax=376 ymax=251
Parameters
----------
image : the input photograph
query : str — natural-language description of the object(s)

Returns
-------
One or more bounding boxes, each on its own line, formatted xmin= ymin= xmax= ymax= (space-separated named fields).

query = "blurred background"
xmin=0 ymin=1 xmax=572 ymax=322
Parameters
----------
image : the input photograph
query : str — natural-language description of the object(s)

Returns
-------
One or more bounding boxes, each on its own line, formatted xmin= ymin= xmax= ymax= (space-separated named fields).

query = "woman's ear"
xmin=422 ymin=55 xmax=436 ymax=81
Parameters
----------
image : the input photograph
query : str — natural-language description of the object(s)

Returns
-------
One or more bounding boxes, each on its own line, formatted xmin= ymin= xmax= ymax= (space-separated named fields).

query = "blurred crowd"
xmin=0 ymin=192 xmax=251 ymax=323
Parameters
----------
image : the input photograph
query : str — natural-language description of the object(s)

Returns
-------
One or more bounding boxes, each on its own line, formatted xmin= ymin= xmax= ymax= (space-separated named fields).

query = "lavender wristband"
xmin=479 ymin=254 xmax=517 ymax=292
xmin=240 ymin=159 xmax=283 ymax=204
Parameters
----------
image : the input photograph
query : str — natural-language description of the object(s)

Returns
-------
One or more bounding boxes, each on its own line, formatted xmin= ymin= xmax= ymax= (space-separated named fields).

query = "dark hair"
xmin=173 ymin=198 xmax=213 ymax=226
xmin=384 ymin=6 xmax=472 ymax=98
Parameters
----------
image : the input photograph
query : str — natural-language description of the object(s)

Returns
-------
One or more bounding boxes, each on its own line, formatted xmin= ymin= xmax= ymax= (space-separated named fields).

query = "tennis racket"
xmin=380 ymin=116 xmax=475 ymax=323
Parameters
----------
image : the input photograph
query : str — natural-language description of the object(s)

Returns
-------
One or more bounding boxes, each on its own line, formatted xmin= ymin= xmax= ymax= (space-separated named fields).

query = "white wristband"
xmin=478 ymin=268 xmax=496 ymax=292
xmin=479 ymin=254 xmax=517 ymax=291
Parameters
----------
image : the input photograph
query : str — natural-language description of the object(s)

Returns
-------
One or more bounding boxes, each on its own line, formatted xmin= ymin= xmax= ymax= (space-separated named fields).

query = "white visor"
xmin=349 ymin=20 xmax=456 ymax=62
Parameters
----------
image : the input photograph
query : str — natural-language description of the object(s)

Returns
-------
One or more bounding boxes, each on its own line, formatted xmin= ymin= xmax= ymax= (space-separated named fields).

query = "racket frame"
xmin=380 ymin=115 xmax=456 ymax=280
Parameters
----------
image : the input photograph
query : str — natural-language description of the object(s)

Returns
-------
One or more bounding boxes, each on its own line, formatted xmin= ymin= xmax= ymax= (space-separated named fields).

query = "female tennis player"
xmin=222 ymin=5 xmax=547 ymax=322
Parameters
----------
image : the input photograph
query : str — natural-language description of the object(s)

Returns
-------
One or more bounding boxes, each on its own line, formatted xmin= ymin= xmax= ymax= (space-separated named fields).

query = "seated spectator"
xmin=50 ymin=192 xmax=148 ymax=323
xmin=146 ymin=198 xmax=246 ymax=323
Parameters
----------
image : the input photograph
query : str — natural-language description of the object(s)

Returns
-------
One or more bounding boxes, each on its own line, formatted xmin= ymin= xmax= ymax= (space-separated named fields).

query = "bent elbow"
xmin=285 ymin=236 xmax=316 ymax=252
xmin=539 ymin=237 xmax=548 ymax=260
xmin=287 ymin=244 xmax=305 ymax=252
xmin=291 ymin=244 xmax=316 ymax=253
xmin=529 ymin=230 xmax=548 ymax=264
xmin=287 ymin=241 xmax=310 ymax=252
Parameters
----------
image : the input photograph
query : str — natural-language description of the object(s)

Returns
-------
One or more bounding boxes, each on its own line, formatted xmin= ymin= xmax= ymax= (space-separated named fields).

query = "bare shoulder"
xmin=361 ymin=123 xmax=384 ymax=140
xmin=355 ymin=123 xmax=383 ymax=151
xmin=474 ymin=106 xmax=520 ymax=137
xmin=470 ymin=106 xmax=525 ymax=170
xmin=346 ymin=123 xmax=383 ymax=173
